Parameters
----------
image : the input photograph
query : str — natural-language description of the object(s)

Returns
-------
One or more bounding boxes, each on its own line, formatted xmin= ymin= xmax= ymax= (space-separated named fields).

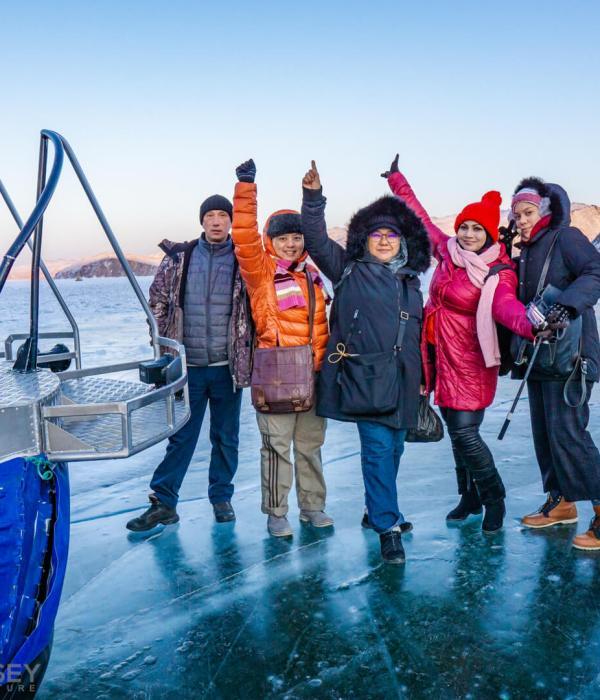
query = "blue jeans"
xmin=356 ymin=421 xmax=407 ymax=534
xmin=150 ymin=365 xmax=243 ymax=508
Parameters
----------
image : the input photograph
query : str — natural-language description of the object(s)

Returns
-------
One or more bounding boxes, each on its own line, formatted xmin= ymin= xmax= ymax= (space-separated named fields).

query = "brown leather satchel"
xmin=251 ymin=270 xmax=316 ymax=414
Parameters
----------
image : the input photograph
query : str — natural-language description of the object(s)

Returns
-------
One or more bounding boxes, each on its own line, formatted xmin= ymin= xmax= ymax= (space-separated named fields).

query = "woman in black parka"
xmin=301 ymin=161 xmax=431 ymax=564
xmin=506 ymin=177 xmax=600 ymax=550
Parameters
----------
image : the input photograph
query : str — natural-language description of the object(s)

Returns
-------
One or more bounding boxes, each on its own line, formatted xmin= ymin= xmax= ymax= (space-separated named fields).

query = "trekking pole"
xmin=498 ymin=336 xmax=543 ymax=440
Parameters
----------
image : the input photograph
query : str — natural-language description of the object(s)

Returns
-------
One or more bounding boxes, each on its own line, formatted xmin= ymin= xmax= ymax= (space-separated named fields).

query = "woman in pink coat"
xmin=383 ymin=155 xmax=536 ymax=532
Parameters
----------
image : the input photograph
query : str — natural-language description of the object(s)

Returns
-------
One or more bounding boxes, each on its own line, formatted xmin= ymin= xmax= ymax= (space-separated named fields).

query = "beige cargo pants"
xmin=256 ymin=407 xmax=327 ymax=517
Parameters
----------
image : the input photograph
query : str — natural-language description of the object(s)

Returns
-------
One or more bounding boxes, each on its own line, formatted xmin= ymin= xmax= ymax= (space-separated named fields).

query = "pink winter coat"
xmin=388 ymin=172 xmax=534 ymax=411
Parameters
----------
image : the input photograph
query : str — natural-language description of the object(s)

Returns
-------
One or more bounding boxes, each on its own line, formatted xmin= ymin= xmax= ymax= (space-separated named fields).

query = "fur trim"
xmin=513 ymin=177 xmax=567 ymax=228
xmin=346 ymin=195 xmax=431 ymax=272
xmin=513 ymin=176 xmax=549 ymax=198
xmin=266 ymin=212 xmax=302 ymax=238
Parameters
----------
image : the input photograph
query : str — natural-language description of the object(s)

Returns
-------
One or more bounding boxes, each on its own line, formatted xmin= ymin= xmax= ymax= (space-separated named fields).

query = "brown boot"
xmin=572 ymin=506 xmax=600 ymax=551
xmin=521 ymin=493 xmax=578 ymax=529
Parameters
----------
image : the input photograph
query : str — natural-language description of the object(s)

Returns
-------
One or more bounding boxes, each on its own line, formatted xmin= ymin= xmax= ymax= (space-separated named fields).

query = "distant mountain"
xmin=55 ymin=253 xmax=161 ymax=279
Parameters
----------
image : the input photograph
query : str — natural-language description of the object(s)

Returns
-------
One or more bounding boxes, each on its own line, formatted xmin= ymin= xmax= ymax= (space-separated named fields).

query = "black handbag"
xmin=331 ymin=277 xmax=410 ymax=417
xmin=405 ymin=395 xmax=444 ymax=443
xmin=512 ymin=233 xmax=583 ymax=378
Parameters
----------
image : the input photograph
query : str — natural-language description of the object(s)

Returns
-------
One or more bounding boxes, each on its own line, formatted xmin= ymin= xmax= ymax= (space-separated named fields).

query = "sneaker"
xmin=379 ymin=526 xmax=405 ymax=564
xmin=126 ymin=494 xmax=179 ymax=532
xmin=267 ymin=514 xmax=293 ymax=537
xmin=299 ymin=510 xmax=334 ymax=528
xmin=446 ymin=492 xmax=483 ymax=522
xmin=361 ymin=509 xmax=413 ymax=534
xmin=572 ymin=506 xmax=600 ymax=551
xmin=482 ymin=500 xmax=506 ymax=533
xmin=521 ymin=494 xmax=578 ymax=529
xmin=213 ymin=501 xmax=236 ymax=523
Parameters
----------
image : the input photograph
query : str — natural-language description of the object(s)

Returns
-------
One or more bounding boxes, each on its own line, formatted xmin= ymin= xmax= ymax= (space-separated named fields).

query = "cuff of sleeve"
xmin=302 ymin=187 xmax=323 ymax=201
xmin=387 ymin=171 xmax=410 ymax=193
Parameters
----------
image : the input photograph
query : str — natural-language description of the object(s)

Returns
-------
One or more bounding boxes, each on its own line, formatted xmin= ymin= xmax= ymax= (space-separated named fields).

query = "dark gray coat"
xmin=513 ymin=183 xmax=600 ymax=382
xmin=149 ymin=235 xmax=254 ymax=387
xmin=183 ymin=237 xmax=236 ymax=366
xmin=301 ymin=188 xmax=431 ymax=429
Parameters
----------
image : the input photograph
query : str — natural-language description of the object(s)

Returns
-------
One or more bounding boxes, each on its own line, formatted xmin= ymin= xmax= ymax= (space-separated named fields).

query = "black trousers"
xmin=440 ymin=408 xmax=506 ymax=505
xmin=527 ymin=380 xmax=600 ymax=502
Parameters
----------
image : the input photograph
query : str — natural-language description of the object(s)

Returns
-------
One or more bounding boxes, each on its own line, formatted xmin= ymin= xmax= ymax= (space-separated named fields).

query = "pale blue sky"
xmin=1 ymin=0 xmax=598 ymax=259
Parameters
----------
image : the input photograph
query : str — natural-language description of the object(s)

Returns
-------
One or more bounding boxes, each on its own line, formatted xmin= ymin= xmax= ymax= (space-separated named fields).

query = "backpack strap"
xmin=395 ymin=278 xmax=410 ymax=351
xmin=333 ymin=261 xmax=356 ymax=291
xmin=304 ymin=269 xmax=316 ymax=344
xmin=484 ymin=263 xmax=513 ymax=282
xmin=535 ymin=231 xmax=560 ymax=296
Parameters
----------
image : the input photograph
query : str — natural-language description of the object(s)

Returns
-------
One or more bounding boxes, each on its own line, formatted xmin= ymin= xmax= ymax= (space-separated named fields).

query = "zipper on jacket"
xmin=206 ymin=244 xmax=214 ymax=362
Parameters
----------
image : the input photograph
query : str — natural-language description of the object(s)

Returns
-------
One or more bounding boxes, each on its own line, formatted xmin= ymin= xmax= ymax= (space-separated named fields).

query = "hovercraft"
xmin=0 ymin=131 xmax=190 ymax=698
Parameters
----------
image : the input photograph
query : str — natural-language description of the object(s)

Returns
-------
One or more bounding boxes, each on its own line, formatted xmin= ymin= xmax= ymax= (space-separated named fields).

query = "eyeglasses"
xmin=368 ymin=231 xmax=400 ymax=242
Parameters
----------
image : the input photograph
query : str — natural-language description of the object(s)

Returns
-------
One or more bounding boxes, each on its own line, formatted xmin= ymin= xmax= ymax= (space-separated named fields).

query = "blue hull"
xmin=0 ymin=457 xmax=69 ymax=695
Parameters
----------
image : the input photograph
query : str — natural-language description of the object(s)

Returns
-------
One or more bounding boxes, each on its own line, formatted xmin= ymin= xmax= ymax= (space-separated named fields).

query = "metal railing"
xmin=0 ymin=130 xmax=190 ymax=461
xmin=0 ymin=178 xmax=82 ymax=368
xmin=0 ymin=129 xmax=162 ymax=366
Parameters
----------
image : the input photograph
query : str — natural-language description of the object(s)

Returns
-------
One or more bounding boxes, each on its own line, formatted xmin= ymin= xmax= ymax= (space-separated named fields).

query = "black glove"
xmin=236 ymin=159 xmax=256 ymax=183
xmin=545 ymin=302 xmax=572 ymax=327
xmin=498 ymin=221 xmax=518 ymax=245
xmin=380 ymin=153 xmax=399 ymax=179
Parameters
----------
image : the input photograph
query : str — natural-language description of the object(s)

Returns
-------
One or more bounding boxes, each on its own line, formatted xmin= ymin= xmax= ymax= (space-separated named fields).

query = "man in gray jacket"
xmin=127 ymin=195 xmax=253 ymax=531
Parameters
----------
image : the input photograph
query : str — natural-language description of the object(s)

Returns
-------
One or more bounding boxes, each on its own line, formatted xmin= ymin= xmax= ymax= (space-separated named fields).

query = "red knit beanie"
xmin=454 ymin=191 xmax=502 ymax=241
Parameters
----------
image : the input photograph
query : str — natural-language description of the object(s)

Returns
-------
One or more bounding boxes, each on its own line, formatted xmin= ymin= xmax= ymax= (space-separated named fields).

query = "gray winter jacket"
xmin=148 ymin=235 xmax=254 ymax=388
xmin=183 ymin=237 xmax=236 ymax=366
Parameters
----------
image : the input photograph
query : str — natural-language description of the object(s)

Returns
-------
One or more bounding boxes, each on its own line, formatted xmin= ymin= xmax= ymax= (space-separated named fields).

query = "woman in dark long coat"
xmin=301 ymin=161 xmax=431 ymax=564
xmin=507 ymin=177 xmax=600 ymax=550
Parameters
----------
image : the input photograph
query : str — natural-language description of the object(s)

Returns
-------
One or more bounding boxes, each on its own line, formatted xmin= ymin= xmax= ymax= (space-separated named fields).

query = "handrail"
xmin=0 ymin=179 xmax=82 ymax=369
xmin=0 ymin=134 xmax=63 ymax=291
xmin=56 ymin=132 xmax=160 ymax=358
xmin=0 ymin=129 xmax=161 ymax=363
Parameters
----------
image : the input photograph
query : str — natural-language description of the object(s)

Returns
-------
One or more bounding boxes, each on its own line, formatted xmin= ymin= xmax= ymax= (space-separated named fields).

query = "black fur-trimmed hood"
xmin=513 ymin=176 xmax=571 ymax=229
xmin=346 ymin=195 xmax=431 ymax=273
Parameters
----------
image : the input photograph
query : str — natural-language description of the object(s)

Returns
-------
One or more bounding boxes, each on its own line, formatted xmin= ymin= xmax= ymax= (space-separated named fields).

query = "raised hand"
xmin=302 ymin=160 xmax=321 ymax=190
xmin=236 ymin=159 xmax=256 ymax=183
xmin=380 ymin=153 xmax=400 ymax=179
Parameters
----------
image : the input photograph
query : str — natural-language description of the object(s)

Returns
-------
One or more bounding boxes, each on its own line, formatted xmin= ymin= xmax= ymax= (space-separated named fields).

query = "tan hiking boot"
xmin=521 ymin=494 xmax=578 ymax=529
xmin=572 ymin=506 xmax=600 ymax=551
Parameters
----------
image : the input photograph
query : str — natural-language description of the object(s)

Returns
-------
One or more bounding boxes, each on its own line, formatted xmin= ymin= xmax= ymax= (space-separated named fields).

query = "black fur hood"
xmin=345 ymin=195 xmax=431 ymax=273
xmin=513 ymin=176 xmax=571 ymax=229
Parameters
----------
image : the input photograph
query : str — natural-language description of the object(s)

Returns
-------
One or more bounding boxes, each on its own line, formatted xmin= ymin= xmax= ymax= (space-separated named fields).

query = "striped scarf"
xmin=273 ymin=257 xmax=329 ymax=311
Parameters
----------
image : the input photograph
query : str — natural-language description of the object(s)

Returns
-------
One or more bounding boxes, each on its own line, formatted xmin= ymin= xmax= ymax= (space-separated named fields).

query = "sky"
xmin=1 ymin=0 xmax=599 ymax=259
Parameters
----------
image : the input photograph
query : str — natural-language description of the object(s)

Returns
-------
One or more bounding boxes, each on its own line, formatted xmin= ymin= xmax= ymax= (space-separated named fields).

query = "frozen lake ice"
xmin=2 ymin=277 xmax=600 ymax=699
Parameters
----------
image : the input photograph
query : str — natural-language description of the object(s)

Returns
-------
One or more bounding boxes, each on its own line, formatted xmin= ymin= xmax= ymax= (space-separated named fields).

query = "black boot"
xmin=446 ymin=492 xmax=483 ymax=521
xmin=446 ymin=469 xmax=482 ymax=521
xmin=476 ymin=471 xmax=507 ymax=533
xmin=482 ymin=500 xmax=506 ymax=533
xmin=379 ymin=526 xmax=405 ymax=564
xmin=126 ymin=494 xmax=179 ymax=531
xmin=449 ymin=423 xmax=505 ymax=531
xmin=213 ymin=501 xmax=236 ymax=523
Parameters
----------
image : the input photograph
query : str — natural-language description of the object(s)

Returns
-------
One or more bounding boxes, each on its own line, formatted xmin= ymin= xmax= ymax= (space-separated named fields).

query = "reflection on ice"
xmin=2 ymin=279 xmax=599 ymax=698
xmin=37 ymin=380 xmax=600 ymax=698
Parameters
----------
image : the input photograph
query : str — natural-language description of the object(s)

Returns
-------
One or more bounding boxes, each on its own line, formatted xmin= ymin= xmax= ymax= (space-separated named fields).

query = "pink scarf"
xmin=446 ymin=237 xmax=502 ymax=368
xmin=272 ymin=257 xmax=329 ymax=311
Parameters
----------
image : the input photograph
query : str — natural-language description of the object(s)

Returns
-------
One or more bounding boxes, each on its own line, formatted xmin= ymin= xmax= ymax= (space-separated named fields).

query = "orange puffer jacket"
xmin=232 ymin=182 xmax=329 ymax=370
